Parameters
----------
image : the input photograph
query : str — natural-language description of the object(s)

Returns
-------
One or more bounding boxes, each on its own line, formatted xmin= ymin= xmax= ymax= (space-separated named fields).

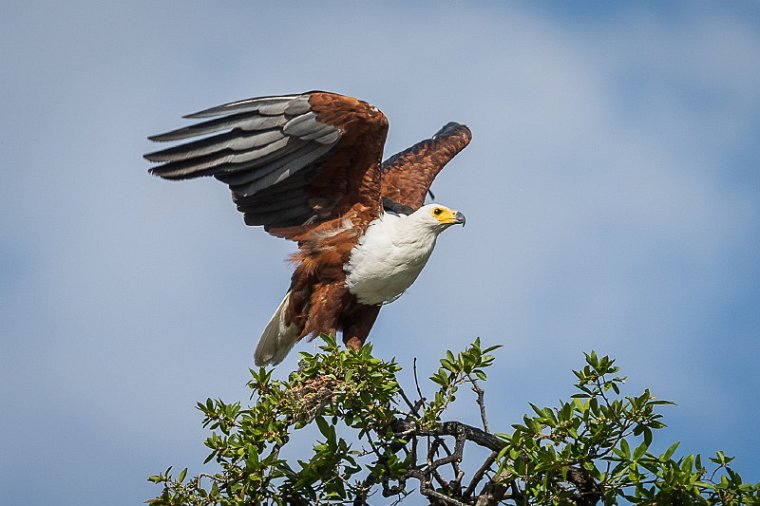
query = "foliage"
xmin=147 ymin=338 xmax=759 ymax=505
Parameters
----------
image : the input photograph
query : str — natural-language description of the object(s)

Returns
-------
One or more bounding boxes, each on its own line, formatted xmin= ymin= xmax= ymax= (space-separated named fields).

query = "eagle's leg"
xmin=342 ymin=304 xmax=381 ymax=350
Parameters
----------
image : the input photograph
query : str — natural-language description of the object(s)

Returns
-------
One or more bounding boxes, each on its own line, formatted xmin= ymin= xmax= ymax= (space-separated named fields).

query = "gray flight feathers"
xmin=224 ymin=142 xmax=334 ymax=196
xmin=145 ymin=94 xmax=346 ymax=229
xmin=183 ymin=95 xmax=308 ymax=119
xmin=145 ymin=129 xmax=286 ymax=163
xmin=254 ymin=292 xmax=300 ymax=366
xmin=147 ymin=114 xmax=288 ymax=143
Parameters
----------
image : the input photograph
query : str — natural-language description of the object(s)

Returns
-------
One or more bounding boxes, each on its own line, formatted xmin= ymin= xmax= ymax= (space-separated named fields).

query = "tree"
xmin=147 ymin=337 xmax=759 ymax=505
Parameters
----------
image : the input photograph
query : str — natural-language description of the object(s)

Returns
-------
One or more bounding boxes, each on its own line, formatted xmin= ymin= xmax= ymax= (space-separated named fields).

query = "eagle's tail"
xmin=254 ymin=292 xmax=300 ymax=366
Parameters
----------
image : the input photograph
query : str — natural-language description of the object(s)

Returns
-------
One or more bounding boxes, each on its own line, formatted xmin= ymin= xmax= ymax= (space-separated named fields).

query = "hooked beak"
xmin=454 ymin=211 xmax=466 ymax=227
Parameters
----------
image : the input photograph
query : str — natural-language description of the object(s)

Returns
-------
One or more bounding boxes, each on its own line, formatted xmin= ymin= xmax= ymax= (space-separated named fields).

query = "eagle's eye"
xmin=433 ymin=208 xmax=443 ymax=216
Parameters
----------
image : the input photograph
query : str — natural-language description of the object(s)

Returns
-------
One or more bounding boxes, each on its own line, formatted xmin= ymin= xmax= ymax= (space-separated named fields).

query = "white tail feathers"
xmin=254 ymin=292 xmax=300 ymax=366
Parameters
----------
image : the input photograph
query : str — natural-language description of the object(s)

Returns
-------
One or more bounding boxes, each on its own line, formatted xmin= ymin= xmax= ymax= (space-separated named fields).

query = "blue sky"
xmin=2 ymin=1 xmax=759 ymax=504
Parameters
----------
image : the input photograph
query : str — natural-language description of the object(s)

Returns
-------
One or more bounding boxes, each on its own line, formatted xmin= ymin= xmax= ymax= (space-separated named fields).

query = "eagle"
xmin=145 ymin=92 xmax=471 ymax=366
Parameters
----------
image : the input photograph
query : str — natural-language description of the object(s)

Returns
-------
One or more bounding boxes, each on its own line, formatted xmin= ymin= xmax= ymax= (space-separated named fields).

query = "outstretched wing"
xmin=380 ymin=122 xmax=471 ymax=212
xmin=145 ymin=92 xmax=389 ymax=238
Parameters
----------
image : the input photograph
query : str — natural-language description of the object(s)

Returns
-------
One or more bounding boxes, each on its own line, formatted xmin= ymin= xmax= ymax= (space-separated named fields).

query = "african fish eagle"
xmin=145 ymin=92 xmax=471 ymax=366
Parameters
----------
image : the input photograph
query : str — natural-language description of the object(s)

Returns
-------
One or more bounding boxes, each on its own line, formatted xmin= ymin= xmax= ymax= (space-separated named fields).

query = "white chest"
xmin=344 ymin=213 xmax=438 ymax=305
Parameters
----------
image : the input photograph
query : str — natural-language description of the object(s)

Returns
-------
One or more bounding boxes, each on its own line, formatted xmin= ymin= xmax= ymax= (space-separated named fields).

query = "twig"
xmin=464 ymin=451 xmax=498 ymax=499
xmin=399 ymin=386 xmax=420 ymax=416
xmin=413 ymin=357 xmax=424 ymax=402
xmin=470 ymin=377 xmax=490 ymax=433
xmin=428 ymin=439 xmax=450 ymax=492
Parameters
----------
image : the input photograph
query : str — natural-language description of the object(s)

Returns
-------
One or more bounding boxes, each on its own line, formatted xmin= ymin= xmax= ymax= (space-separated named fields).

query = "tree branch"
xmin=469 ymin=377 xmax=490 ymax=433
xmin=393 ymin=419 xmax=505 ymax=453
xmin=464 ymin=450 xmax=497 ymax=499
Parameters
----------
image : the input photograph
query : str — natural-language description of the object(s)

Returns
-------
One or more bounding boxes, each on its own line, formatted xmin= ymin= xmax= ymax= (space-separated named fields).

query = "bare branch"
xmin=399 ymin=386 xmax=421 ymax=416
xmin=392 ymin=419 xmax=505 ymax=453
xmin=413 ymin=357 xmax=424 ymax=401
xmin=464 ymin=451 xmax=497 ymax=499
xmin=469 ymin=377 xmax=490 ymax=433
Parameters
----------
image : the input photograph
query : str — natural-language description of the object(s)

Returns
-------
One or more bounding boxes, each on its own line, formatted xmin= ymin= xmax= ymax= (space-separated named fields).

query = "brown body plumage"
xmin=145 ymin=91 xmax=471 ymax=365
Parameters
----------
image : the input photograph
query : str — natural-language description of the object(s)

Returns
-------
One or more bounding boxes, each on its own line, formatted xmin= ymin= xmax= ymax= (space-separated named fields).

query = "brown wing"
xmin=145 ymin=92 xmax=389 ymax=239
xmin=380 ymin=122 xmax=471 ymax=212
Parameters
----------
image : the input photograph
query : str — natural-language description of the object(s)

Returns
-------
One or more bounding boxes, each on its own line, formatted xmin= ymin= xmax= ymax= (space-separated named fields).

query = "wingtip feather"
xmin=434 ymin=122 xmax=472 ymax=140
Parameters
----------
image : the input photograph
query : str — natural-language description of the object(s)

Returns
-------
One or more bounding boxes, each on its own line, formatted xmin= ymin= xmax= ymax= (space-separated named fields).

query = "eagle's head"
xmin=415 ymin=203 xmax=466 ymax=232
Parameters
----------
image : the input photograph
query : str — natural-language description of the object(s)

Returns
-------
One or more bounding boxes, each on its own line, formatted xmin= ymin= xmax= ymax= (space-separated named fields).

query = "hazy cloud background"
xmin=1 ymin=1 xmax=758 ymax=504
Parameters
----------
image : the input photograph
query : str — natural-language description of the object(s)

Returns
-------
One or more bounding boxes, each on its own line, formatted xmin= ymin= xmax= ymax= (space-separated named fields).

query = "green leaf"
xmin=662 ymin=442 xmax=680 ymax=462
xmin=643 ymin=426 xmax=653 ymax=447
xmin=620 ymin=438 xmax=631 ymax=459
xmin=315 ymin=416 xmax=331 ymax=439
xmin=633 ymin=441 xmax=649 ymax=462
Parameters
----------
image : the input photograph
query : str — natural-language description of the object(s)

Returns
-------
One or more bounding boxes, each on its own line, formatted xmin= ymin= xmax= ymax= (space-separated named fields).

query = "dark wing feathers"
xmin=226 ymin=142 xmax=334 ymax=197
xmin=380 ymin=121 xmax=471 ymax=211
xmin=145 ymin=92 xmax=389 ymax=238
xmin=236 ymin=165 xmax=323 ymax=228
xmin=236 ymin=192 xmax=309 ymax=214
xmin=243 ymin=203 xmax=315 ymax=228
